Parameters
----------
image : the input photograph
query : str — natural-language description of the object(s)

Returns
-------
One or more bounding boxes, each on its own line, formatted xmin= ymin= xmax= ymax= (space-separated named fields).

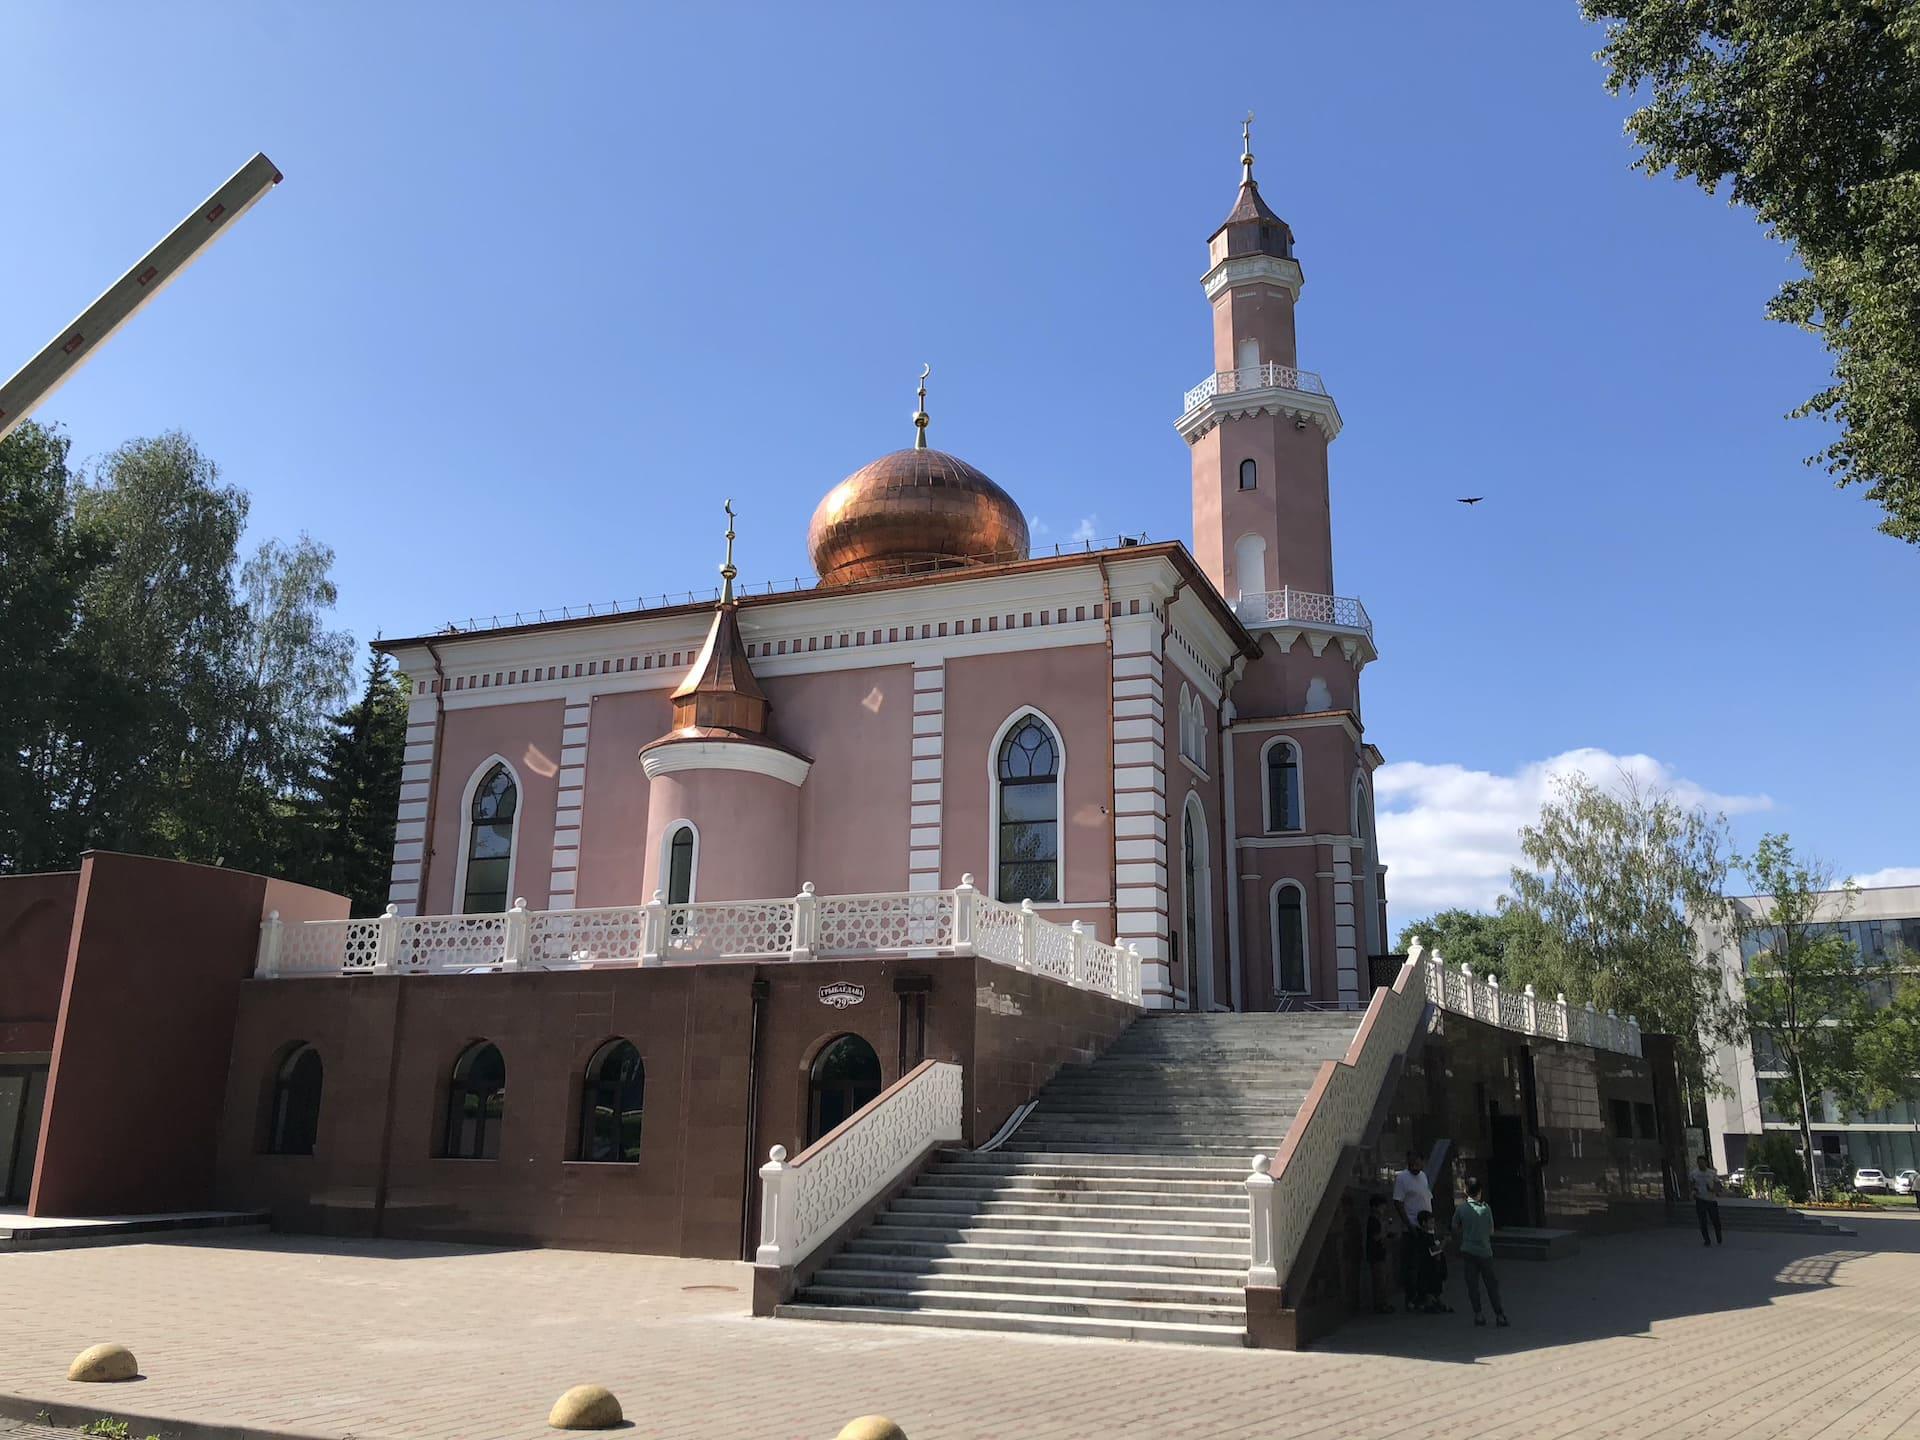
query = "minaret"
xmin=1178 ymin=116 xmax=1342 ymax=603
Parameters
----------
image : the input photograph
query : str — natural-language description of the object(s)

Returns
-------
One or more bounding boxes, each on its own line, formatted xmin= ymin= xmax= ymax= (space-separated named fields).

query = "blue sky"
xmin=5 ymin=3 xmax=1913 ymax=912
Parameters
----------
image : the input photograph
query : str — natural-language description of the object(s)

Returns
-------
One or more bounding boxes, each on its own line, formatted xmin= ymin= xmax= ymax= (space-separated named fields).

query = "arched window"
xmin=1233 ymin=533 xmax=1268 ymax=600
xmin=1264 ymin=738 xmax=1303 ymax=832
xmin=663 ymin=822 xmax=697 ymax=905
xmin=1239 ymin=458 xmax=1258 ymax=491
xmin=444 ymin=1041 xmax=506 ymax=1159
xmin=808 ymin=1034 xmax=882 ymax=1144
xmin=1273 ymin=883 xmax=1309 ymax=995
xmin=1181 ymin=797 xmax=1213 ymax=1010
xmin=995 ymin=713 xmax=1060 ymax=903
xmin=461 ymin=762 xmax=517 ymax=914
xmin=1354 ymin=777 xmax=1382 ymax=957
xmin=1235 ymin=337 xmax=1260 ymax=373
xmin=266 ymin=1043 xmax=322 ymax=1156
xmin=578 ymin=1040 xmax=644 ymax=1163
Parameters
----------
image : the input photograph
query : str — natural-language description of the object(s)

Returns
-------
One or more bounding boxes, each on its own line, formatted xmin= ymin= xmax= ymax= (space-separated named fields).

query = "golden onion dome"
xmin=807 ymin=446 xmax=1030 ymax=587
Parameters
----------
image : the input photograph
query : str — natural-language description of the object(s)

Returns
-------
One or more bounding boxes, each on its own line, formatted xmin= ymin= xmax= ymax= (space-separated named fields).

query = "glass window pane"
xmin=1000 ymin=785 xmax=1056 ymax=823
xmin=667 ymin=829 xmax=694 ymax=905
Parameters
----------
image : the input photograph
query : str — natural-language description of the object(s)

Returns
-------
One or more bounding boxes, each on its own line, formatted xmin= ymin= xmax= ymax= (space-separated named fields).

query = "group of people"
xmin=1365 ymin=1151 xmax=1510 ymax=1327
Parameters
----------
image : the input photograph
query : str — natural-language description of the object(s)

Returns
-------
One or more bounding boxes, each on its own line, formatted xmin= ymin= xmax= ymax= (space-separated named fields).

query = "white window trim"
xmin=452 ymin=753 xmax=525 ymax=914
xmin=1270 ymin=879 xmax=1311 ymax=997
xmin=1353 ymin=773 xmax=1381 ymax=957
xmin=1259 ymin=734 xmax=1305 ymax=833
xmin=659 ymin=819 xmax=700 ymax=904
xmin=987 ymin=705 xmax=1066 ymax=906
xmin=1181 ymin=791 xmax=1215 ymax=1011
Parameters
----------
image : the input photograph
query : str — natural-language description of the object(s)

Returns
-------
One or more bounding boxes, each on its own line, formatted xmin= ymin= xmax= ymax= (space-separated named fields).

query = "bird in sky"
xmin=1456 ymin=496 xmax=1485 ymax=506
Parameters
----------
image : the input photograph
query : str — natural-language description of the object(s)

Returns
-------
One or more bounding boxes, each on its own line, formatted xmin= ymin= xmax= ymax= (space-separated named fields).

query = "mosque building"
xmin=379 ymin=127 xmax=1388 ymax=1012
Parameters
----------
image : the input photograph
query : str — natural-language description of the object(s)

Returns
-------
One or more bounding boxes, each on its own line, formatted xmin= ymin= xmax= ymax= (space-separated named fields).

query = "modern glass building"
xmin=1705 ymin=884 xmax=1920 ymax=1181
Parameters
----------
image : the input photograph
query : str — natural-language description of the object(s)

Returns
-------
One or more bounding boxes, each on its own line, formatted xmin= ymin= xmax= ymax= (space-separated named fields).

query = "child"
xmin=1365 ymin=1196 xmax=1393 ymax=1314
xmin=1450 ymin=1176 xmax=1510 ymax=1327
xmin=1414 ymin=1209 xmax=1452 ymax=1313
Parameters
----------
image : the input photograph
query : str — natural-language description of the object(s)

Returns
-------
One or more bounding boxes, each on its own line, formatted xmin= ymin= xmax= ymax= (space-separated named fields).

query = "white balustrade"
xmin=756 ymin=1059 xmax=964 ymax=1271
xmin=1408 ymin=939 xmax=1642 ymax=1059
xmin=1182 ymin=361 xmax=1330 ymax=413
xmin=1232 ymin=586 xmax=1373 ymax=639
xmin=268 ymin=877 xmax=1142 ymax=1005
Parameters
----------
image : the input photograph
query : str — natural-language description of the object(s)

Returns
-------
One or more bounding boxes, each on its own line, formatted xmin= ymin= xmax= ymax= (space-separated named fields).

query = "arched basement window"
xmin=665 ymin=824 xmax=696 ymax=905
xmin=267 ymin=1043 xmax=323 ymax=1156
xmin=1239 ymin=458 xmax=1258 ymax=491
xmin=1265 ymin=739 xmax=1303 ymax=832
xmin=579 ymin=1040 xmax=644 ymax=1163
xmin=808 ymin=1034 xmax=882 ymax=1145
xmin=463 ymin=763 xmax=517 ymax=914
xmin=1273 ymin=884 xmax=1308 ymax=995
xmin=444 ymin=1041 xmax=506 ymax=1159
xmin=997 ymin=714 xmax=1060 ymax=903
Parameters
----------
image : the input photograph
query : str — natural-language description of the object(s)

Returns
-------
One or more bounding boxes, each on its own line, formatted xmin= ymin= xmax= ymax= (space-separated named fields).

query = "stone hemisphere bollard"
xmin=67 ymin=1343 xmax=138 ymax=1382
xmin=548 ymin=1384 xmax=623 ymax=1430
xmin=836 ymin=1419 xmax=908 ymax=1440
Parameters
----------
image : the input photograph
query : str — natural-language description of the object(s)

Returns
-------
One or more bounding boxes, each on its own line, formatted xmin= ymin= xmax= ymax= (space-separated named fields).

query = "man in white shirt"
xmin=1392 ymin=1152 xmax=1434 ymax=1307
xmin=1689 ymin=1154 xmax=1723 ymax=1246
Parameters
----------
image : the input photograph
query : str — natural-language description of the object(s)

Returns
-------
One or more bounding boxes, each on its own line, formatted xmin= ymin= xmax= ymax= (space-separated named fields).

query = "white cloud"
xmin=1071 ymin=515 xmax=1099 ymax=543
xmin=1376 ymin=747 xmax=1772 ymax=921
xmin=1027 ymin=516 xmax=1050 ymax=538
xmin=1850 ymin=866 xmax=1920 ymax=890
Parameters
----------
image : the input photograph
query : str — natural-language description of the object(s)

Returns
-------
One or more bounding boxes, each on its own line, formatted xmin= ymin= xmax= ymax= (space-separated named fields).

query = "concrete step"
xmin=908 ymin=1177 xmax=1245 ymax=1204
xmin=840 ymin=1236 xmax=1249 ymax=1270
xmin=828 ymin=1249 xmax=1247 ymax=1287
xmin=808 ymin=1266 xmax=1245 ymax=1307
xmin=792 ymin=1281 xmax=1246 ymax=1329
xmin=998 ymin=1141 xmax=1274 ymax=1158
xmin=891 ymin=1196 xmax=1245 ymax=1223
xmin=872 ymin=1208 xmax=1248 ymax=1239
xmin=852 ymin=1223 xmax=1249 ymax=1258
xmin=775 ymin=1301 xmax=1249 ymax=1346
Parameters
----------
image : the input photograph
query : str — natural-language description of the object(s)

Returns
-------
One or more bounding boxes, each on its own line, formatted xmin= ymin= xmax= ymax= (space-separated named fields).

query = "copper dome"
xmin=808 ymin=447 xmax=1029 ymax=587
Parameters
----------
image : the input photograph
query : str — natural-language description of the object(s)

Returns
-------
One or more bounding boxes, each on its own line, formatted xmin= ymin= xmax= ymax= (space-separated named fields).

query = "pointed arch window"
xmin=1273 ymin=883 xmax=1309 ymax=995
xmin=462 ymin=763 xmax=517 ymax=914
xmin=664 ymin=823 xmax=697 ymax=905
xmin=579 ymin=1040 xmax=644 ymax=1163
xmin=1264 ymin=738 xmax=1303 ymax=832
xmin=1239 ymin=458 xmax=1258 ymax=491
xmin=266 ymin=1043 xmax=323 ymax=1156
xmin=996 ymin=714 xmax=1060 ymax=903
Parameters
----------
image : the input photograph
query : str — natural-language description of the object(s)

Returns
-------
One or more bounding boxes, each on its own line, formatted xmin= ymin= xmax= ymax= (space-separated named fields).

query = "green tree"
xmin=1857 ymin=946 xmax=1920 ymax=1123
xmin=294 ymin=648 xmax=409 ymax=915
xmin=1502 ymin=772 xmax=1742 ymax=1081
xmin=1394 ymin=906 xmax=1538 ymax=982
xmin=1737 ymin=834 xmax=1877 ymax=1193
xmin=1582 ymin=2 xmax=1920 ymax=544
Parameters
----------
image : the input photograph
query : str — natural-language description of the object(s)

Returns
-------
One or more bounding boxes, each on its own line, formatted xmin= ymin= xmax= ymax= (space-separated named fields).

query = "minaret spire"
xmin=1241 ymin=110 xmax=1254 ymax=182
xmin=912 ymin=364 xmax=930 ymax=450
xmin=719 ymin=498 xmax=738 ymax=603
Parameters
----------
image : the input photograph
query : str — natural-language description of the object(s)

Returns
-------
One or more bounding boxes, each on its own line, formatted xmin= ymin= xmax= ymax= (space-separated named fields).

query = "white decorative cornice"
xmin=1176 ymin=386 xmax=1342 ymax=445
xmin=1202 ymin=253 xmax=1304 ymax=303
xmin=640 ymin=738 xmax=812 ymax=788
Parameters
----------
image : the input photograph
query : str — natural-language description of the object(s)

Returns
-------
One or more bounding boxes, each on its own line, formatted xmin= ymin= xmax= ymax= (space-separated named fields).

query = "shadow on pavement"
xmin=1318 ymin=1213 xmax=1920 ymax=1363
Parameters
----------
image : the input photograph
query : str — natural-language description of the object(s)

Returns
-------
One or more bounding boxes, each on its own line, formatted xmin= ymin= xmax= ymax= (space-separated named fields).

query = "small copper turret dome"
xmin=806 ymin=367 xmax=1029 ymax=587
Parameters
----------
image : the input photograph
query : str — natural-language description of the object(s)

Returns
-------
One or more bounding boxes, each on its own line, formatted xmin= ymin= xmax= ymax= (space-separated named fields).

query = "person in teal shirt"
xmin=1450 ymin=1177 xmax=1510 ymax=1327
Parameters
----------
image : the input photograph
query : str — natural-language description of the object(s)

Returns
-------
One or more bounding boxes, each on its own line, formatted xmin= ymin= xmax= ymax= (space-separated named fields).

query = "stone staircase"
xmin=777 ymin=1010 xmax=1362 ymax=1344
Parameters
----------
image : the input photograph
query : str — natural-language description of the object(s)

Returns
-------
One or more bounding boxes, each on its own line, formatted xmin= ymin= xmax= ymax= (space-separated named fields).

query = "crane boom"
xmin=0 ymin=151 xmax=282 ymax=443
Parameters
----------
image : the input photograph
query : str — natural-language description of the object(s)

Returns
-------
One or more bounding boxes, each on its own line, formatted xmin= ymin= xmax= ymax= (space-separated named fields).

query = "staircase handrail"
xmin=754 ymin=1058 xmax=963 ymax=1272
xmin=1247 ymin=948 xmax=1431 ymax=1298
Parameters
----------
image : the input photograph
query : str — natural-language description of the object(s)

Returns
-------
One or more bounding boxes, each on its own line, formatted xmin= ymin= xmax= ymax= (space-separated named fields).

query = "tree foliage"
xmin=290 ymin=649 xmax=410 ymax=915
xmin=1736 ymin=834 xmax=1877 ymax=1182
xmin=1501 ymin=772 xmax=1742 ymax=1079
xmin=1583 ymin=1 xmax=1920 ymax=544
xmin=1395 ymin=906 xmax=1538 ymax=981
xmin=0 ymin=421 xmax=394 ymax=900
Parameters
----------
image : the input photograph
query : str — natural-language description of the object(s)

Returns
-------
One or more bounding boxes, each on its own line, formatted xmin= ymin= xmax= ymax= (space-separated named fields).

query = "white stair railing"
xmin=755 ymin=1059 xmax=963 ymax=1272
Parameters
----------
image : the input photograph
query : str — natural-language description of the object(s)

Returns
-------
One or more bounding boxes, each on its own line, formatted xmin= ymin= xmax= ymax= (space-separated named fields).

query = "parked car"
xmin=1853 ymin=1167 xmax=1889 ymax=1192
xmin=1894 ymin=1169 xmax=1918 ymax=1196
xmin=1726 ymin=1168 xmax=1746 ymax=1188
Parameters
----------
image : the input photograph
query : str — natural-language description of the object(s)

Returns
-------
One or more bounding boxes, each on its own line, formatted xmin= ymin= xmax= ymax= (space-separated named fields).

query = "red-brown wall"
xmin=0 ymin=870 xmax=78 ymax=1054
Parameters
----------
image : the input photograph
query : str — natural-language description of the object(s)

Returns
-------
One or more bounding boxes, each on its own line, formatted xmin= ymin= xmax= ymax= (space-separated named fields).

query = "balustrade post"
xmin=1460 ymin=962 xmax=1476 ymax=1021
xmin=1425 ymin=944 xmax=1445 ymax=1004
xmin=1126 ymin=943 xmax=1143 ymax=1005
xmin=1627 ymin=1016 xmax=1641 ymax=1058
xmin=1018 ymin=898 xmax=1039 ymax=975
xmin=501 ymin=898 xmax=530 ymax=969
xmin=1555 ymin=992 xmax=1570 ymax=1041
xmin=754 ymin=1145 xmax=797 ymax=1268
xmin=641 ymin=889 xmax=667 ymax=966
xmin=1522 ymin=983 xmax=1538 ymax=1036
xmin=1582 ymin=999 xmax=1598 ymax=1047
xmin=1246 ymin=1154 xmax=1278 ymax=1288
xmin=372 ymin=903 xmax=400 ymax=974
xmin=791 ymin=881 xmax=817 ymax=961
xmin=255 ymin=910 xmax=283 ymax=978
xmin=1487 ymin=974 xmax=1501 ymax=1028
xmin=952 ymin=873 xmax=977 ymax=955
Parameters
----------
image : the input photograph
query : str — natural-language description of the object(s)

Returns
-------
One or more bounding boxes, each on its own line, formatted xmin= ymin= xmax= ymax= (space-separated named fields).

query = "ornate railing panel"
xmin=529 ymin=905 xmax=650 ymax=967
xmin=665 ymin=900 xmax=795 ymax=959
xmin=971 ymin=897 xmax=1023 ymax=965
xmin=816 ymin=890 xmax=954 ymax=954
xmin=1233 ymin=587 xmax=1373 ymax=639
xmin=397 ymin=913 xmax=510 ymax=972
xmin=755 ymin=1059 xmax=964 ymax=1271
xmin=1413 ymin=944 xmax=1639 ymax=1059
xmin=1183 ymin=362 xmax=1330 ymax=414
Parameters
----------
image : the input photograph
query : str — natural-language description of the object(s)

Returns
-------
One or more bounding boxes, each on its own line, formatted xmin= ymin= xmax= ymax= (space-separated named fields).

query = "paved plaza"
xmin=3 ymin=1216 xmax=1919 ymax=1440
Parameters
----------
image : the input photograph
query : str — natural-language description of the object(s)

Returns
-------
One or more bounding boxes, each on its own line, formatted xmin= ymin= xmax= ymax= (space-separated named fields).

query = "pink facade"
xmin=380 ymin=137 xmax=1388 ymax=1012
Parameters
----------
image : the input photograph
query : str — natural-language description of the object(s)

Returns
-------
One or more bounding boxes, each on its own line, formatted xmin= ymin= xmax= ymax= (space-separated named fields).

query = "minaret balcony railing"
xmin=1182 ymin=361 xmax=1329 ymax=416
xmin=1233 ymin=586 xmax=1372 ymax=640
